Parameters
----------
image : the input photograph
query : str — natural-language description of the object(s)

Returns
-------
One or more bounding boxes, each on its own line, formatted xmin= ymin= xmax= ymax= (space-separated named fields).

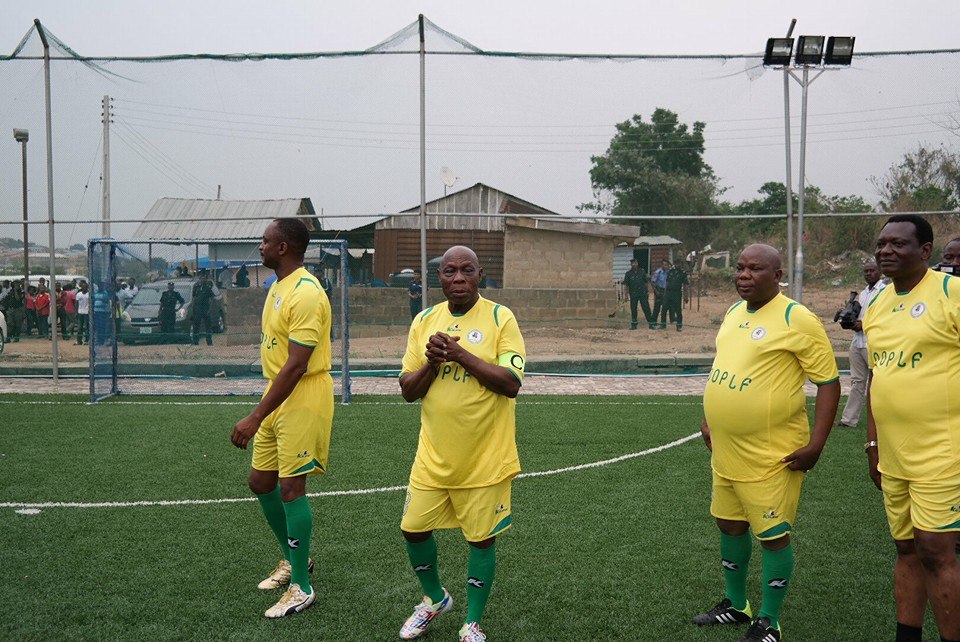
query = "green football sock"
xmin=406 ymin=535 xmax=445 ymax=604
xmin=465 ymin=542 xmax=496 ymax=625
xmin=759 ymin=541 xmax=794 ymax=628
xmin=283 ymin=495 xmax=313 ymax=593
xmin=255 ymin=486 xmax=289 ymax=562
xmin=720 ymin=531 xmax=752 ymax=611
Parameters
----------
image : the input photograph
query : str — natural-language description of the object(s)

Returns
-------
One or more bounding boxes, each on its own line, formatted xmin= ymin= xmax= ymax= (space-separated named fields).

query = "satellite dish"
xmin=440 ymin=166 xmax=457 ymax=187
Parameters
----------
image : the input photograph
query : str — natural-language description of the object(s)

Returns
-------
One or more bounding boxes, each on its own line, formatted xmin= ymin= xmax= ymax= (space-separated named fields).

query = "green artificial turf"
xmin=0 ymin=394 xmax=939 ymax=640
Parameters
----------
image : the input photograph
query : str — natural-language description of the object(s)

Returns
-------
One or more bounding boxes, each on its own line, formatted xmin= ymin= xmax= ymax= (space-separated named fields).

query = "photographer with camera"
xmin=835 ymin=259 xmax=885 ymax=428
xmin=935 ymin=236 xmax=959 ymax=274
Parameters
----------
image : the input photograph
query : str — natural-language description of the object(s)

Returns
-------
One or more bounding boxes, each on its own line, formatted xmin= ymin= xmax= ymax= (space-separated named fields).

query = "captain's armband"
xmin=498 ymin=351 xmax=525 ymax=382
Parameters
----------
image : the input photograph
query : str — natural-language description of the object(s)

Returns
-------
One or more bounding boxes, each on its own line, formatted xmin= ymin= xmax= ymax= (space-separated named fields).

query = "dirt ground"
xmin=1 ymin=286 xmax=858 ymax=364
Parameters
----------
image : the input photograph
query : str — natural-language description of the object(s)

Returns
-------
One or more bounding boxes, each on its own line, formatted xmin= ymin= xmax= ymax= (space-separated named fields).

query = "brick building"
xmin=374 ymin=183 xmax=637 ymax=288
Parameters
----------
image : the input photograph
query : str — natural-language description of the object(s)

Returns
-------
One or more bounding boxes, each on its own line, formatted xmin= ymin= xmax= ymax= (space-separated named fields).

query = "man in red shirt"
xmin=35 ymin=284 xmax=51 ymax=339
xmin=62 ymin=284 xmax=78 ymax=340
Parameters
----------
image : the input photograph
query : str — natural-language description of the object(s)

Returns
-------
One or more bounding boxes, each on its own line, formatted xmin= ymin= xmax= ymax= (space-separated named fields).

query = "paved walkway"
xmin=0 ymin=374 xmax=853 ymax=397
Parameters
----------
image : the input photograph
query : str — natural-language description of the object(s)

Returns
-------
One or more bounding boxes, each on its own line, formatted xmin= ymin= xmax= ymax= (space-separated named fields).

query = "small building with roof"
xmin=374 ymin=182 xmax=638 ymax=288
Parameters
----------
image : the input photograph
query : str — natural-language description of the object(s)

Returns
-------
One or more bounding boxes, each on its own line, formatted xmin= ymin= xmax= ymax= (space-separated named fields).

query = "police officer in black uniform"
xmin=664 ymin=261 xmax=690 ymax=332
xmin=191 ymin=273 xmax=215 ymax=346
xmin=622 ymin=259 xmax=653 ymax=330
xmin=159 ymin=281 xmax=185 ymax=341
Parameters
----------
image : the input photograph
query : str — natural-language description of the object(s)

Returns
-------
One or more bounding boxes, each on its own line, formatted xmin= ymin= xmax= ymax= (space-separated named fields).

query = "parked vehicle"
xmin=118 ymin=278 xmax=226 ymax=344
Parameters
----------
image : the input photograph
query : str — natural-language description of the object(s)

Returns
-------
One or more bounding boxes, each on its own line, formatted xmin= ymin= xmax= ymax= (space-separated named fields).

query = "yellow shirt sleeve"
xmin=789 ymin=304 xmax=839 ymax=384
xmin=401 ymin=308 xmax=430 ymax=377
xmin=287 ymin=283 xmax=322 ymax=348
xmin=495 ymin=309 xmax=526 ymax=382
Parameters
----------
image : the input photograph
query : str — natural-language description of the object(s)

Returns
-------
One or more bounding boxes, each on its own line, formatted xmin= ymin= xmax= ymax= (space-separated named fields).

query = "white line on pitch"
xmin=3 ymin=432 xmax=700 ymax=511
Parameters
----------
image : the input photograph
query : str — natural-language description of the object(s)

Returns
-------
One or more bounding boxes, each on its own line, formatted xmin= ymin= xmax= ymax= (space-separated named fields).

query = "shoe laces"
xmin=280 ymin=584 xmax=305 ymax=605
xmin=410 ymin=599 xmax=439 ymax=623
xmin=270 ymin=560 xmax=290 ymax=577
xmin=461 ymin=622 xmax=486 ymax=642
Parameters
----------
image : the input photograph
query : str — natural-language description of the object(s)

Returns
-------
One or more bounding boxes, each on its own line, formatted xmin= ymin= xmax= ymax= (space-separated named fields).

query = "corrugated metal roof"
xmin=132 ymin=198 xmax=319 ymax=241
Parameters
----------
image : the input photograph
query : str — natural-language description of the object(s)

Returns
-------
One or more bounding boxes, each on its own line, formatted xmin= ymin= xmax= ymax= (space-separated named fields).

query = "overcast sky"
xmin=5 ymin=0 xmax=960 ymax=57
xmin=2 ymin=1 xmax=959 ymax=248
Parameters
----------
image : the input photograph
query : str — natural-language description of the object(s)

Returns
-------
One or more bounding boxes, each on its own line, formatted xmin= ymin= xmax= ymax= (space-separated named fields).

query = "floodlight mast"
xmin=763 ymin=24 xmax=853 ymax=304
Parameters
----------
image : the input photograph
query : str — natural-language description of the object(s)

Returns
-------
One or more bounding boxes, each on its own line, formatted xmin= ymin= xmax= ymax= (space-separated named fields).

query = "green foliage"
xmin=872 ymin=144 xmax=960 ymax=211
xmin=582 ymin=108 xmax=725 ymax=248
xmin=0 ymin=394 xmax=927 ymax=641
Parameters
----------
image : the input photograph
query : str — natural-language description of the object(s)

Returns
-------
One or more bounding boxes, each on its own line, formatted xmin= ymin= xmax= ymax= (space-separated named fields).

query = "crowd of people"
xmin=0 ymin=276 xmax=91 ymax=343
xmin=622 ymin=256 xmax=690 ymax=331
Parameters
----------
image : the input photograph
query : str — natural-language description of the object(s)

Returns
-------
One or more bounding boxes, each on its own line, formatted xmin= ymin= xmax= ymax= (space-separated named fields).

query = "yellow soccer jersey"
xmin=260 ymin=267 xmax=331 ymax=380
xmin=704 ymin=293 xmax=839 ymax=482
xmin=401 ymin=296 xmax=526 ymax=489
xmin=863 ymin=270 xmax=960 ymax=481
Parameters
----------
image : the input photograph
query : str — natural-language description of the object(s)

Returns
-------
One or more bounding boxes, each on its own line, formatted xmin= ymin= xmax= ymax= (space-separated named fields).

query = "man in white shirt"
xmin=835 ymin=259 xmax=885 ymax=427
xmin=74 ymin=281 xmax=90 ymax=345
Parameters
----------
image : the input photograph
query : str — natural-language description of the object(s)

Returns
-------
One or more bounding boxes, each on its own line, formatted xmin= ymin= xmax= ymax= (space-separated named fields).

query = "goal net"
xmin=87 ymin=238 xmax=351 ymax=403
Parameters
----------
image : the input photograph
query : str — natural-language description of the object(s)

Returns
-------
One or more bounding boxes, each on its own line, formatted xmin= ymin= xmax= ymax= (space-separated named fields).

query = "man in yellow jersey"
xmin=230 ymin=218 xmax=333 ymax=619
xmin=695 ymin=244 xmax=840 ymax=642
xmin=863 ymin=215 xmax=960 ymax=642
xmin=397 ymin=246 xmax=525 ymax=642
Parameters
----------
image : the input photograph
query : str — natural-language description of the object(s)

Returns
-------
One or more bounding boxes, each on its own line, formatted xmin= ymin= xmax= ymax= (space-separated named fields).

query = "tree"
xmin=581 ymin=108 xmax=725 ymax=247
xmin=872 ymin=144 xmax=960 ymax=211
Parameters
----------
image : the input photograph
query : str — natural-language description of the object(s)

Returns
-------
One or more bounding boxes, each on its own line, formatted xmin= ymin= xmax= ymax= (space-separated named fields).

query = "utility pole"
xmin=14 ymin=128 xmax=29 ymax=285
xmin=102 ymin=95 xmax=111 ymax=237
xmin=36 ymin=18 xmax=59 ymax=385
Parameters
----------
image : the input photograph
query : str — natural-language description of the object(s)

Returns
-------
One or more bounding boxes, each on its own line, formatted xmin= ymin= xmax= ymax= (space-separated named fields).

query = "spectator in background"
xmin=92 ymin=283 xmax=110 ymax=345
xmin=127 ymin=278 xmax=138 ymax=297
xmin=408 ymin=271 xmax=423 ymax=319
xmin=4 ymin=281 xmax=25 ymax=342
xmin=235 ymin=264 xmax=251 ymax=288
xmin=117 ymin=281 xmax=134 ymax=310
xmin=35 ymin=283 xmax=51 ymax=339
xmin=74 ymin=281 xmax=90 ymax=345
xmin=664 ymin=260 xmax=690 ymax=332
xmin=55 ymin=284 xmax=66 ymax=337
xmin=0 ymin=280 xmax=10 ymax=334
xmin=218 ymin=267 xmax=233 ymax=290
xmin=622 ymin=258 xmax=653 ymax=330
xmin=939 ymin=236 xmax=960 ymax=271
xmin=0 ymin=280 xmax=10 ymax=311
xmin=24 ymin=285 xmax=37 ymax=337
xmin=835 ymin=260 xmax=884 ymax=428
xmin=158 ymin=282 xmax=184 ymax=340
xmin=62 ymin=283 xmax=77 ymax=340
xmin=651 ymin=259 xmax=670 ymax=329
xmin=191 ymin=272 xmax=216 ymax=346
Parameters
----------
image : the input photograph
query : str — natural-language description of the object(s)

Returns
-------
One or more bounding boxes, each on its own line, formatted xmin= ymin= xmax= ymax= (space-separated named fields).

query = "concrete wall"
xmin=503 ymin=225 xmax=618 ymax=289
xmin=222 ymin=285 xmax=619 ymax=340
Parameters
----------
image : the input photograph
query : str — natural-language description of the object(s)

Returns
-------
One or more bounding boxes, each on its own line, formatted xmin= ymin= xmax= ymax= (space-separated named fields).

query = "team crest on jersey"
xmin=467 ymin=329 xmax=483 ymax=344
xmin=751 ymin=327 xmax=766 ymax=341
xmin=274 ymin=296 xmax=283 ymax=310
xmin=910 ymin=302 xmax=926 ymax=318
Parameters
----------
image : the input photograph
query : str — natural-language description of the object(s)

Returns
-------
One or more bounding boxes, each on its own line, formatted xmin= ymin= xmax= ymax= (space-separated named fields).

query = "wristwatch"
xmin=864 ymin=441 xmax=878 ymax=451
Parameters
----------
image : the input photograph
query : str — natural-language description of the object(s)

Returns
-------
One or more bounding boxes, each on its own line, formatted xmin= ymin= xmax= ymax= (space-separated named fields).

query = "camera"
xmin=934 ymin=263 xmax=957 ymax=274
xmin=833 ymin=291 xmax=862 ymax=330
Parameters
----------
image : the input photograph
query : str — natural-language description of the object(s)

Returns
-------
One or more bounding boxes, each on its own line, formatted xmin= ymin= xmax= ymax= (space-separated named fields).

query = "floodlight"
xmin=795 ymin=36 xmax=825 ymax=65
xmin=13 ymin=128 xmax=29 ymax=143
xmin=825 ymin=36 xmax=855 ymax=65
xmin=763 ymin=38 xmax=794 ymax=66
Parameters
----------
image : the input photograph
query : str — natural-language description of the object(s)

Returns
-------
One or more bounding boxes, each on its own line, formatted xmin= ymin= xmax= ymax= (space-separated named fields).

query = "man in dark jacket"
xmin=191 ymin=274 xmax=216 ymax=346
